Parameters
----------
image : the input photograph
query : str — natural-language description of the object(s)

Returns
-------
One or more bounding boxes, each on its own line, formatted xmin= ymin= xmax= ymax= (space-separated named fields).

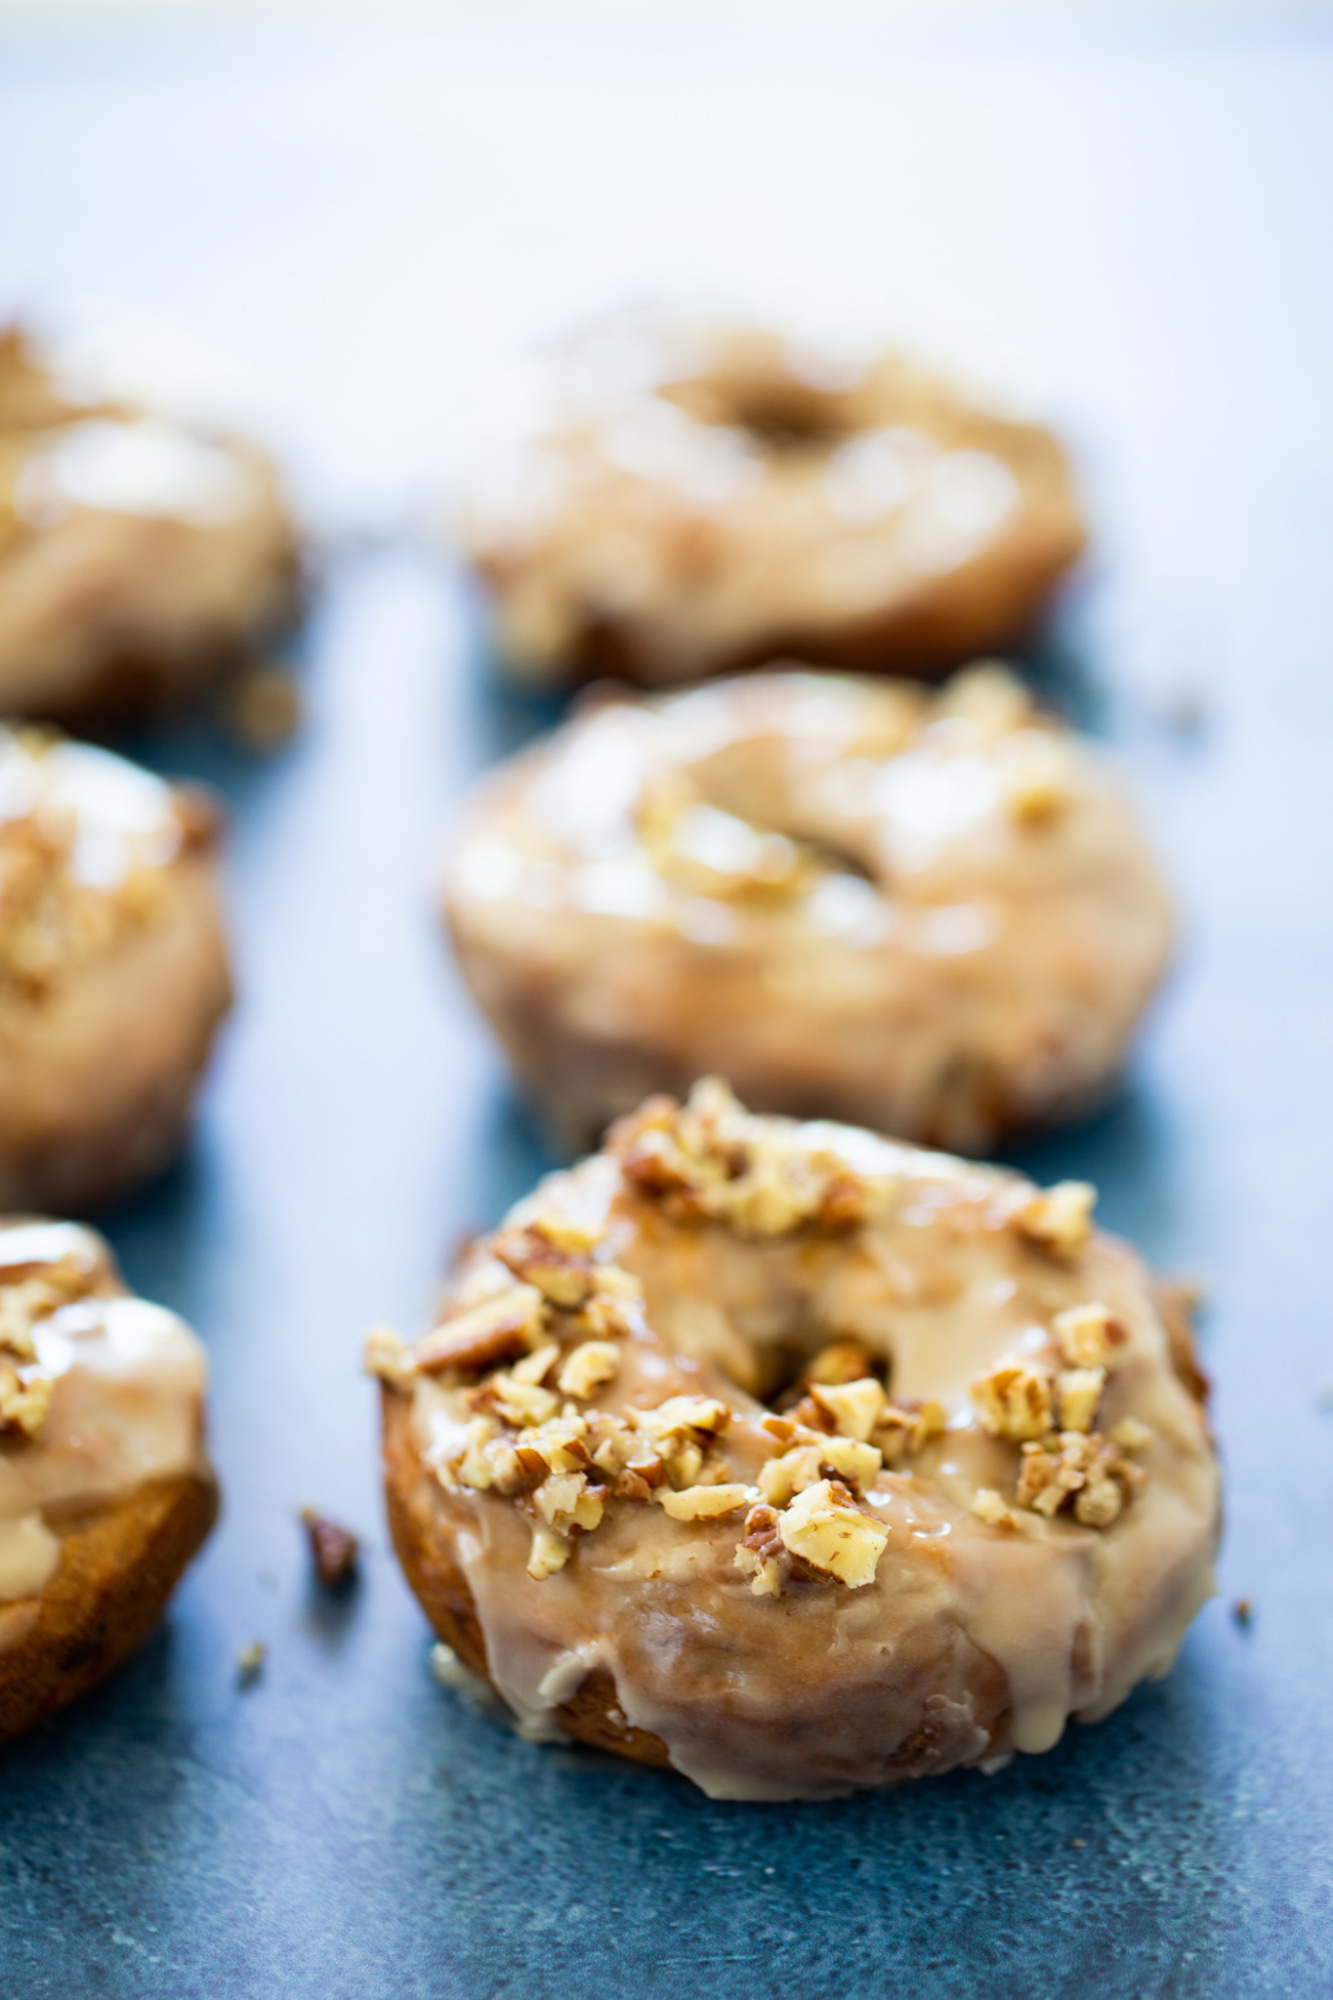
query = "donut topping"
xmin=0 ymin=1220 xmax=211 ymax=1609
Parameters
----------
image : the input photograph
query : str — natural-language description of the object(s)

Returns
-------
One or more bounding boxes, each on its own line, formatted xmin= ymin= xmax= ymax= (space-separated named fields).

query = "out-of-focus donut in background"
xmin=0 ymin=322 xmax=300 ymax=726
xmin=460 ymin=314 xmax=1086 ymax=689
xmin=0 ymin=724 xmax=232 ymax=1213
xmin=441 ymin=664 xmax=1171 ymax=1155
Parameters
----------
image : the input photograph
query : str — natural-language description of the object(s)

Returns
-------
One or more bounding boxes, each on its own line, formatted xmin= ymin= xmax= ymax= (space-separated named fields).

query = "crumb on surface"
xmin=221 ymin=659 xmax=303 ymax=753
xmin=300 ymin=1507 xmax=360 ymax=1588
xmin=236 ymin=1640 xmax=266 ymax=1683
xmin=1232 ymin=1597 xmax=1254 ymax=1628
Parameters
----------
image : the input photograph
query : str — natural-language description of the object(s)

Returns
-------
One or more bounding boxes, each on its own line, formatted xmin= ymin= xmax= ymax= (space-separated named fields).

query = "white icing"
xmin=14 ymin=419 xmax=255 ymax=529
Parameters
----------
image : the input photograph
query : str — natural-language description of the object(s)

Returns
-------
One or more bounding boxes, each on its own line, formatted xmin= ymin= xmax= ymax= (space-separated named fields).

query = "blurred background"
xmin=2 ymin=4 xmax=1332 ymax=1996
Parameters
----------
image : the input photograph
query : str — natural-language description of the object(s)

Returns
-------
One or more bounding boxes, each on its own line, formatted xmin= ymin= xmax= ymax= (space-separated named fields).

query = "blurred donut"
xmin=0 ymin=1218 xmax=216 ymax=1743
xmin=0 ymin=325 xmax=299 ymax=723
xmin=442 ymin=664 xmax=1171 ymax=1153
xmin=0 ymin=725 xmax=231 ymax=1212
xmin=371 ymin=1080 xmax=1219 ymax=1800
xmin=462 ymin=316 xmax=1084 ymax=687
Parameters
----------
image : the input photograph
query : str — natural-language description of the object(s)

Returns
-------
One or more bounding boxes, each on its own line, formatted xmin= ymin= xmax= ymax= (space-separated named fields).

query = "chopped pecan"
xmin=300 ymin=1509 xmax=360 ymax=1588
xmin=1016 ymin=1181 xmax=1097 ymax=1260
xmin=970 ymin=1357 xmax=1055 ymax=1441
xmin=413 ymin=1285 xmax=546 ymax=1377
xmin=776 ymin=1479 xmax=888 ymax=1588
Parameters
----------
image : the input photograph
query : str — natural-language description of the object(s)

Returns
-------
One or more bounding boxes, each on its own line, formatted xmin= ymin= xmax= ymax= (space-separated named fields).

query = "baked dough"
xmin=0 ymin=325 xmax=298 ymax=722
xmin=0 ymin=1218 xmax=217 ymax=1742
xmin=0 ymin=725 xmax=232 ymax=1212
xmin=443 ymin=665 xmax=1172 ymax=1153
xmin=462 ymin=315 xmax=1085 ymax=686
xmin=372 ymin=1081 xmax=1219 ymax=1801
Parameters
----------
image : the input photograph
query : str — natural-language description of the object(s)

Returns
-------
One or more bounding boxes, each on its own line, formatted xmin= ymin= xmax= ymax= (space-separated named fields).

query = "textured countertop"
xmin=1 ymin=11 xmax=1331 ymax=1995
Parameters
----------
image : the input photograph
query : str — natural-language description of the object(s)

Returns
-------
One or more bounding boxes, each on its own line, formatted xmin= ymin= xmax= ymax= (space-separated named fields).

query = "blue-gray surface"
xmin=1 ymin=11 xmax=1332 ymax=1995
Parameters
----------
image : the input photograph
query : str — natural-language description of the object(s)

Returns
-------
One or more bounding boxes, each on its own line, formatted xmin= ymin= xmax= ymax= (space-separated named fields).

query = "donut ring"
xmin=0 ymin=726 xmax=232 ymax=1213
xmin=443 ymin=665 xmax=1172 ymax=1154
xmin=0 ymin=325 xmax=299 ymax=723
xmin=372 ymin=1081 xmax=1219 ymax=1801
xmin=0 ymin=1219 xmax=216 ymax=1743
xmin=462 ymin=317 xmax=1085 ymax=687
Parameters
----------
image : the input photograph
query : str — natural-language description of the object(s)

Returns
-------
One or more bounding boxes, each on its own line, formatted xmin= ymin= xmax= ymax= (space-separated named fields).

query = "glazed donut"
xmin=0 ymin=1217 xmax=216 ymax=1743
xmin=371 ymin=1080 xmax=1219 ymax=1801
xmin=0 ymin=325 xmax=299 ymax=723
xmin=443 ymin=664 xmax=1172 ymax=1154
xmin=0 ymin=726 xmax=232 ymax=1212
xmin=462 ymin=316 xmax=1085 ymax=687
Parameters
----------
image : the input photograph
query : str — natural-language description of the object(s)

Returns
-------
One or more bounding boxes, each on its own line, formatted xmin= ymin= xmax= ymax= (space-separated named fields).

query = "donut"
xmin=0 ymin=725 xmax=232 ymax=1212
xmin=371 ymin=1080 xmax=1219 ymax=1801
xmin=442 ymin=664 xmax=1172 ymax=1154
xmin=0 ymin=324 xmax=299 ymax=723
xmin=461 ymin=316 xmax=1085 ymax=687
xmin=0 ymin=1217 xmax=216 ymax=1743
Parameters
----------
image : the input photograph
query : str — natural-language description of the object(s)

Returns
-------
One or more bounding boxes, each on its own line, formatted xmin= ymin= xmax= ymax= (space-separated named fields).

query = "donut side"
xmin=0 ymin=1467 xmax=218 ymax=1745
xmin=381 ymin=1386 xmax=670 ymax=1769
xmin=0 ymin=847 xmax=232 ymax=1214
xmin=373 ymin=1084 xmax=1220 ymax=1798
xmin=442 ymin=667 xmax=1172 ymax=1155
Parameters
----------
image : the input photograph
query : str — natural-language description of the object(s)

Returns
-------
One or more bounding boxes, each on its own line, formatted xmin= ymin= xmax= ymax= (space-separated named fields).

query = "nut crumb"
xmin=659 ymin=1482 xmax=749 ymax=1521
xmin=1231 ymin=1597 xmax=1254 ymax=1628
xmin=775 ymin=1479 xmax=888 ymax=1588
xmin=1017 ymin=1181 xmax=1096 ymax=1260
xmin=222 ymin=659 xmax=303 ymax=754
xmin=557 ymin=1340 xmax=620 ymax=1400
xmin=970 ymin=1357 xmax=1054 ymax=1442
xmin=300 ymin=1508 xmax=359 ymax=1588
xmin=1052 ymin=1301 xmax=1122 ymax=1369
xmin=527 ymin=1524 xmax=571 ymax=1580
xmin=236 ymin=1641 xmax=266 ymax=1684
xmin=363 ymin=1323 xmax=415 ymax=1390
xmin=970 ymin=1488 xmax=1018 ymax=1529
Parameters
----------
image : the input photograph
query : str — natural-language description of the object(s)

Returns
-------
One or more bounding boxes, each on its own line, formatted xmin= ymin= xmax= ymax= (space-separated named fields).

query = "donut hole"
xmin=663 ymin=373 xmax=857 ymax=456
xmin=671 ymin=749 xmax=884 ymax=893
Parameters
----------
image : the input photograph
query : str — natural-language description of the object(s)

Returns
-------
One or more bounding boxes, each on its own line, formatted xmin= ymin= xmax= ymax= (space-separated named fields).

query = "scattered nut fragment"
xmin=557 ymin=1341 xmax=620 ymax=1399
xmin=510 ymin=1341 xmax=560 ymax=1387
xmin=970 ymin=1358 xmax=1054 ymax=1442
xmin=1231 ymin=1597 xmax=1254 ymax=1629
xmin=477 ymin=1371 xmax=560 ymax=1428
xmin=659 ymin=1483 xmax=749 ymax=1522
xmin=734 ymin=1501 xmax=787 ymax=1596
xmin=236 ymin=1640 xmax=266 ymax=1685
xmin=808 ymin=1376 xmax=885 ymax=1443
xmin=627 ymin=1396 xmax=730 ymax=1445
xmin=221 ymin=659 xmax=303 ymax=753
xmin=1002 ymin=730 xmax=1072 ymax=826
xmin=1052 ymin=1301 xmax=1122 ymax=1368
xmin=1057 ymin=1366 xmax=1106 ymax=1435
xmin=495 ymin=1222 xmax=597 ymax=1308
xmin=970 ymin=1488 xmax=1018 ymax=1529
xmin=532 ymin=1470 xmax=606 ymax=1534
xmin=803 ymin=1340 xmax=875 ymax=1387
xmin=610 ymin=1078 xmax=889 ymax=1240
xmin=413 ymin=1285 xmax=546 ymax=1378
xmin=816 ymin=1435 xmax=882 ymax=1490
xmin=776 ymin=1479 xmax=888 ymax=1588
xmin=1014 ymin=1431 xmax=1143 ymax=1527
xmin=1108 ymin=1416 xmax=1153 ymax=1453
xmin=875 ymin=1399 xmax=947 ymax=1462
xmin=1017 ymin=1181 xmax=1097 ymax=1260
xmin=300 ymin=1508 xmax=360 ymax=1588
xmin=364 ymin=1322 xmax=416 ymax=1389
xmin=0 ymin=1362 xmax=53 ymax=1439
xmin=527 ymin=1525 xmax=570 ymax=1580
